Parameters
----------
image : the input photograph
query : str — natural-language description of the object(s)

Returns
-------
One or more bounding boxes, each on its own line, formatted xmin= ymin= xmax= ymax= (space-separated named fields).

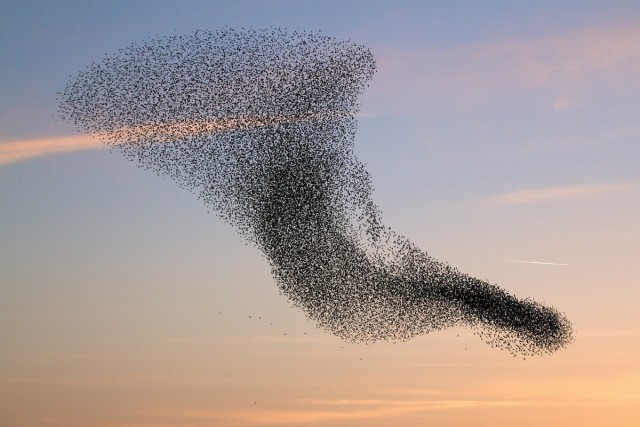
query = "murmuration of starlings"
xmin=58 ymin=28 xmax=573 ymax=356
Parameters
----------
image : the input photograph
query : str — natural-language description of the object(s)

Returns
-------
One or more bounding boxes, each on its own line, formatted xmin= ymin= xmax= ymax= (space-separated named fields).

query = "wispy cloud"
xmin=131 ymin=398 xmax=530 ymax=426
xmin=501 ymin=260 xmax=569 ymax=266
xmin=488 ymin=183 xmax=638 ymax=204
xmin=0 ymin=134 xmax=102 ymax=165
xmin=372 ymin=24 xmax=640 ymax=112
xmin=0 ymin=112 xmax=347 ymax=166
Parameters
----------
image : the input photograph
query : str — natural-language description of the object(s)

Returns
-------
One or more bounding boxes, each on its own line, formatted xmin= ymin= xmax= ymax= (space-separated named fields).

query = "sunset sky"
xmin=1 ymin=1 xmax=639 ymax=426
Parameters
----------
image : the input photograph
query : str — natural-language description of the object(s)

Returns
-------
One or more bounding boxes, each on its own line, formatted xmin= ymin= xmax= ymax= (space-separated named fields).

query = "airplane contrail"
xmin=501 ymin=260 xmax=569 ymax=266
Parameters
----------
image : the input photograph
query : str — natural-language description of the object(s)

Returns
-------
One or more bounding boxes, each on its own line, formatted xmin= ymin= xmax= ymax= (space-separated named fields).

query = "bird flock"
xmin=58 ymin=28 xmax=573 ymax=356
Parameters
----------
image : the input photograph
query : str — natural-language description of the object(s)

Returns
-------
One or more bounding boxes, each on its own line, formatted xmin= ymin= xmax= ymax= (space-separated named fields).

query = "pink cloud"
xmin=0 ymin=113 xmax=345 ymax=166
xmin=488 ymin=183 xmax=638 ymax=204
xmin=0 ymin=134 xmax=103 ymax=165
xmin=369 ymin=25 xmax=640 ymax=112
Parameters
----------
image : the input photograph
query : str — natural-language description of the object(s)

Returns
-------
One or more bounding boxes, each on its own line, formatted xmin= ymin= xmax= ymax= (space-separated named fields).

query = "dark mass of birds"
xmin=58 ymin=28 xmax=573 ymax=356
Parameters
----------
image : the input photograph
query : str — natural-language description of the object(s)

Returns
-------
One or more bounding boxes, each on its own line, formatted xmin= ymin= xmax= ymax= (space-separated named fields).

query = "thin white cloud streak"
xmin=372 ymin=25 xmax=640 ymax=112
xmin=578 ymin=330 xmax=640 ymax=338
xmin=488 ymin=183 xmax=638 ymax=204
xmin=501 ymin=260 xmax=569 ymax=266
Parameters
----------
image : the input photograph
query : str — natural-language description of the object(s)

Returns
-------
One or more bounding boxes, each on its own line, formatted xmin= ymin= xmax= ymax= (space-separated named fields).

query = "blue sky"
xmin=1 ymin=1 xmax=639 ymax=426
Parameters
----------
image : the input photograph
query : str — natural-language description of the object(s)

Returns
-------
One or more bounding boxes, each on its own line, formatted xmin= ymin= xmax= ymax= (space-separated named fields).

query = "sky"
xmin=1 ymin=1 xmax=639 ymax=426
